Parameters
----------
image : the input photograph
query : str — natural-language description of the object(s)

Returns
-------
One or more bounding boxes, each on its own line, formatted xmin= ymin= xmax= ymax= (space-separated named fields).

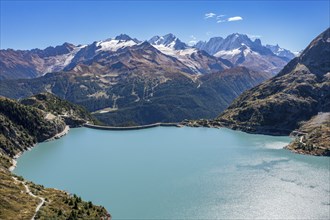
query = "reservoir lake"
xmin=14 ymin=127 xmax=330 ymax=219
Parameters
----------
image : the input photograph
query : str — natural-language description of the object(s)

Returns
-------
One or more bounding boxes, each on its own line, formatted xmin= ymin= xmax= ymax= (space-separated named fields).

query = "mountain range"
xmin=0 ymin=33 xmax=295 ymax=80
xmin=1 ymin=32 xmax=288 ymax=126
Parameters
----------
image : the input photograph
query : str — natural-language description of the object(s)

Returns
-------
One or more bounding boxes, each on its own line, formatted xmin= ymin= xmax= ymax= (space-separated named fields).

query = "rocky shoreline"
xmin=285 ymin=113 xmax=330 ymax=156
xmin=45 ymin=125 xmax=70 ymax=142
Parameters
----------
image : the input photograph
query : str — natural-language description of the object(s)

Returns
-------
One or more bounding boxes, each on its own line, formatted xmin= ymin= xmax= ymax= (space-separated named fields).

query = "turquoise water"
xmin=14 ymin=127 xmax=330 ymax=219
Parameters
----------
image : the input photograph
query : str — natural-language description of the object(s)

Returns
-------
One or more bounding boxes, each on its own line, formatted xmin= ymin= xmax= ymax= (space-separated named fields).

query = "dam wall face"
xmin=83 ymin=123 xmax=180 ymax=131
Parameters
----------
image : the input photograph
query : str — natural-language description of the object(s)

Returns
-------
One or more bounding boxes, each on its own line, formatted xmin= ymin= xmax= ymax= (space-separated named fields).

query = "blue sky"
xmin=0 ymin=0 xmax=329 ymax=52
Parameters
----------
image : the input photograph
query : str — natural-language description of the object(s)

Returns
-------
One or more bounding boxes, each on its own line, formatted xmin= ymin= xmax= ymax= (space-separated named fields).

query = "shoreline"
xmin=8 ymin=125 xmax=70 ymax=172
xmin=45 ymin=125 xmax=70 ymax=142
xmin=184 ymin=120 xmax=329 ymax=156
xmin=9 ymin=146 xmax=33 ymax=172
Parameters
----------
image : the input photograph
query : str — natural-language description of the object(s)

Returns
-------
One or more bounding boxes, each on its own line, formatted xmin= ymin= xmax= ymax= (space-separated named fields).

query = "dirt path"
xmin=12 ymin=177 xmax=45 ymax=220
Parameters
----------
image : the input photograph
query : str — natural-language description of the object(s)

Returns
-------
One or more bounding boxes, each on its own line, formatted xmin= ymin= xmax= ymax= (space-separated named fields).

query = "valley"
xmin=0 ymin=1 xmax=329 ymax=218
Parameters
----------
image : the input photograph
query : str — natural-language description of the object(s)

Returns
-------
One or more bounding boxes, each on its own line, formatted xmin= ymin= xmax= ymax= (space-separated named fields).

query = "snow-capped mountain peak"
xmin=114 ymin=34 xmax=141 ymax=43
xmin=149 ymin=33 xmax=188 ymax=50
xmin=194 ymin=33 xmax=258 ymax=54
xmin=198 ymin=33 xmax=290 ymax=74
xmin=265 ymin=44 xmax=296 ymax=60
xmin=220 ymin=33 xmax=254 ymax=51
xmin=96 ymin=35 xmax=139 ymax=52
xmin=115 ymin=34 xmax=133 ymax=41
xmin=195 ymin=37 xmax=224 ymax=55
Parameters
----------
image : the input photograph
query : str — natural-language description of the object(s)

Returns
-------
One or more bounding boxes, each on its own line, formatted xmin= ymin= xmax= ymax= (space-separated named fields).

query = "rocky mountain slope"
xmin=0 ymin=93 xmax=95 ymax=156
xmin=0 ymin=95 xmax=110 ymax=219
xmin=195 ymin=37 xmax=225 ymax=55
xmin=195 ymin=33 xmax=292 ymax=74
xmin=20 ymin=92 xmax=100 ymax=126
xmin=210 ymin=28 xmax=330 ymax=155
xmin=286 ymin=113 xmax=330 ymax=156
xmin=0 ymin=43 xmax=85 ymax=80
xmin=94 ymin=67 xmax=271 ymax=126
xmin=0 ymin=66 xmax=270 ymax=126
xmin=0 ymin=96 xmax=65 ymax=157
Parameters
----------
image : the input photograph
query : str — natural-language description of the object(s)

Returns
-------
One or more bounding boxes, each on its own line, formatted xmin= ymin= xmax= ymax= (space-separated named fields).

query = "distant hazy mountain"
xmin=195 ymin=33 xmax=292 ymax=75
xmin=265 ymin=44 xmax=296 ymax=60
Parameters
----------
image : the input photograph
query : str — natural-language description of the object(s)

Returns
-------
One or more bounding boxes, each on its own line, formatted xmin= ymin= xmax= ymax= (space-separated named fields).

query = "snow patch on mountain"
xmin=43 ymin=45 xmax=87 ymax=74
xmin=96 ymin=39 xmax=137 ymax=52
xmin=152 ymin=44 xmax=201 ymax=73
xmin=214 ymin=48 xmax=242 ymax=58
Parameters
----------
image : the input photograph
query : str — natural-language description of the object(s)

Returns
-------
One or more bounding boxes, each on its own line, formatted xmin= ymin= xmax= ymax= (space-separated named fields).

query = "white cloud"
xmin=206 ymin=31 xmax=212 ymax=36
xmin=205 ymin=12 xmax=216 ymax=19
xmin=216 ymin=15 xmax=226 ymax=19
xmin=205 ymin=13 xmax=243 ymax=24
xmin=227 ymin=16 xmax=243 ymax=22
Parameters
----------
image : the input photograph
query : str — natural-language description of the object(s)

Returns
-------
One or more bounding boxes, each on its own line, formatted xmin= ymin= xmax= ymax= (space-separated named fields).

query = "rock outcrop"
xmin=286 ymin=113 xmax=330 ymax=156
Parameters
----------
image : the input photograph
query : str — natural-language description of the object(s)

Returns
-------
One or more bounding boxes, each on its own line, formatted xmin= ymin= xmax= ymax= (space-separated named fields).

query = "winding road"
xmin=12 ymin=177 xmax=45 ymax=220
